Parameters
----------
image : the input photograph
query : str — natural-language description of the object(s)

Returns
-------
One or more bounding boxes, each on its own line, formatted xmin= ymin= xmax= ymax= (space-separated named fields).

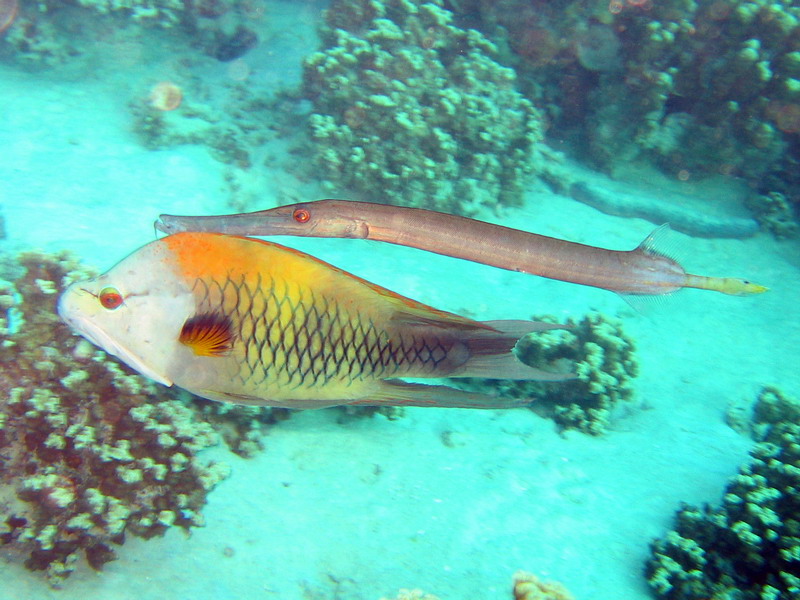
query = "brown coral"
xmin=0 ymin=250 xmax=228 ymax=585
xmin=461 ymin=311 xmax=638 ymax=435
xmin=512 ymin=571 xmax=575 ymax=600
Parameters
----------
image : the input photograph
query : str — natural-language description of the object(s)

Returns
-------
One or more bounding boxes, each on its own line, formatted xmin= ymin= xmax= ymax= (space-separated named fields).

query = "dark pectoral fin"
xmin=179 ymin=312 xmax=235 ymax=357
xmin=348 ymin=380 xmax=529 ymax=409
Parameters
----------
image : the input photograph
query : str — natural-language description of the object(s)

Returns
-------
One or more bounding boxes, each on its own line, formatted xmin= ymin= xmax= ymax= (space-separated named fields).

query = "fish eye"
xmin=98 ymin=287 xmax=124 ymax=310
xmin=293 ymin=208 xmax=311 ymax=223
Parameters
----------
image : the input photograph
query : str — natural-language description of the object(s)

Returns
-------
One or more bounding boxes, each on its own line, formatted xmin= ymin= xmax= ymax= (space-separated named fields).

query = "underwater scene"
xmin=1 ymin=0 xmax=800 ymax=598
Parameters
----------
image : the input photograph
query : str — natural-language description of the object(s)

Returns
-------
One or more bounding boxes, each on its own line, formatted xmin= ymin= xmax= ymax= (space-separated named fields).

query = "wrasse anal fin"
xmin=179 ymin=312 xmax=235 ymax=357
xmin=350 ymin=380 xmax=531 ymax=409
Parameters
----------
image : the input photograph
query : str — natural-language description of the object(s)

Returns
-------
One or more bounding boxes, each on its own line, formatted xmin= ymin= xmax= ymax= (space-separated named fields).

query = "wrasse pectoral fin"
xmin=352 ymin=380 xmax=530 ymax=409
xmin=179 ymin=312 xmax=235 ymax=357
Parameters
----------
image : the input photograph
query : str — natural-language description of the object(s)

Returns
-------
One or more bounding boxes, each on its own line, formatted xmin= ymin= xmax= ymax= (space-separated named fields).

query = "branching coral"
xmin=462 ymin=312 xmax=638 ymax=435
xmin=191 ymin=397 xmax=286 ymax=458
xmin=0 ymin=250 xmax=229 ymax=585
xmin=646 ymin=386 xmax=800 ymax=600
xmin=519 ymin=312 xmax=638 ymax=434
xmin=301 ymin=0 xmax=544 ymax=214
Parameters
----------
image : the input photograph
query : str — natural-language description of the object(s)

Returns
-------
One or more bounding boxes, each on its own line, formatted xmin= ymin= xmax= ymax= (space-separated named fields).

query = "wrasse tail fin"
xmin=455 ymin=319 xmax=574 ymax=381
xmin=351 ymin=380 xmax=530 ymax=409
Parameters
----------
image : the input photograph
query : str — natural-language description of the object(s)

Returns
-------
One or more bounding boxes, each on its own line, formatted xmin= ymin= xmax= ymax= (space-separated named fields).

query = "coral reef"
xmin=73 ymin=0 xmax=185 ymax=27
xmin=746 ymin=191 xmax=800 ymax=238
xmin=379 ymin=571 xmax=574 ymax=600
xmin=128 ymin=83 xmax=257 ymax=168
xmin=191 ymin=397 xmax=286 ymax=458
xmin=0 ymin=250 xmax=228 ymax=585
xmin=380 ymin=590 xmax=440 ymax=600
xmin=0 ymin=0 xmax=259 ymax=65
xmin=513 ymin=570 xmax=574 ymax=600
xmin=301 ymin=0 xmax=544 ymax=214
xmin=519 ymin=312 xmax=638 ymax=434
xmin=647 ymin=386 xmax=800 ymax=600
xmin=593 ymin=0 xmax=797 ymax=182
xmin=449 ymin=0 xmax=800 ymax=231
xmin=127 ymin=85 xmax=315 ymax=212
xmin=462 ymin=312 xmax=638 ymax=435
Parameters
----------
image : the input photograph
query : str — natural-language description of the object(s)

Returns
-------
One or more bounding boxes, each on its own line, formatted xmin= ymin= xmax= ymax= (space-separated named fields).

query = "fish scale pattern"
xmin=190 ymin=275 xmax=453 ymax=392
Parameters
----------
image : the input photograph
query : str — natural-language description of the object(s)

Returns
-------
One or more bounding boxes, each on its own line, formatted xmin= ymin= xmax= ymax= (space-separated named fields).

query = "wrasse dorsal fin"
xmin=179 ymin=312 xmax=235 ymax=357
xmin=390 ymin=309 xmax=495 ymax=331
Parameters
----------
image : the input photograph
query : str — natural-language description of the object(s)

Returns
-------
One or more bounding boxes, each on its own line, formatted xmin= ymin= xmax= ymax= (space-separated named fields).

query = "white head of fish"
xmin=57 ymin=239 xmax=196 ymax=387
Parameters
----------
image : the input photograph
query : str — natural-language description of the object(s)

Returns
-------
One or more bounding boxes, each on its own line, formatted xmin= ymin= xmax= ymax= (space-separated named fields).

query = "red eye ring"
xmin=99 ymin=287 xmax=124 ymax=310
xmin=293 ymin=208 xmax=311 ymax=223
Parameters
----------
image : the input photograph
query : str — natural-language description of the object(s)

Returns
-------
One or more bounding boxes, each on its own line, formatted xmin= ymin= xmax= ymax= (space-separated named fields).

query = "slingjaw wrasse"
xmin=58 ymin=232 xmax=569 ymax=409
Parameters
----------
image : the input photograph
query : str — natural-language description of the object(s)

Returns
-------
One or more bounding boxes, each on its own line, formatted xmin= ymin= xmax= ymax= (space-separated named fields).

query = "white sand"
xmin=1 ymin=2 xmax=799 ymax=598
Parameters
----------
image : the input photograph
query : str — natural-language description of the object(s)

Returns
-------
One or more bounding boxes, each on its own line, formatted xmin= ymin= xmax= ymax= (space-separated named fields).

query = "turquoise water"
xmin=1 ymin=1 xmax=799 ymax=599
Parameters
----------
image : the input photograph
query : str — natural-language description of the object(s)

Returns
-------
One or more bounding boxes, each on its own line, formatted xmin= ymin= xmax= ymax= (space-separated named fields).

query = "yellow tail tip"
xmin=686 ymin=274 xmax=768 ymax=295
xmin=716 ymin=278 xmax=769 ymax=296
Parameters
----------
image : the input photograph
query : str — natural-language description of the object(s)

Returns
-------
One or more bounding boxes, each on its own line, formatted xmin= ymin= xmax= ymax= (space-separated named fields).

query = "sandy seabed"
xmin=1 ymin=2 xmax=799 ymax=599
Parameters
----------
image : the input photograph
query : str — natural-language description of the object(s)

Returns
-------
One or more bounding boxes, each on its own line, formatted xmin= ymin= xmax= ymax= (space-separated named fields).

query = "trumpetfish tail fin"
xmin=683 ymin=274 xmax=769 ymax=296
xmin=637 ymin=224 xmax=768 ymax=296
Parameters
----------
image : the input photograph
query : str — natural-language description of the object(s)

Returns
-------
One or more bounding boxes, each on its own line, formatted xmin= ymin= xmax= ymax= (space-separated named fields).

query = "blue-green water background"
xmin=1 ymin=1 xmax=799 ymax=599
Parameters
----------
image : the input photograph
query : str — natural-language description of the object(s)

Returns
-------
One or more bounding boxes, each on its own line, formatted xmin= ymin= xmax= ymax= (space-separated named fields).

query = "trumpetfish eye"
xmin=293 ymin=208 xmax=310 ymax=223
xmin=98 ymin=287 xmax=124 ymax=310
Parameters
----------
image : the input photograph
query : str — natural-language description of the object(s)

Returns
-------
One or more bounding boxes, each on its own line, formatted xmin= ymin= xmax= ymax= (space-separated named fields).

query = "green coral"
xmin=646 ymin=386 xmax=800 ymax=600
xmin=302 ymin=0 xmax=544 ymax=214
xmin=0 ymin=251 xmax=228 ymax=586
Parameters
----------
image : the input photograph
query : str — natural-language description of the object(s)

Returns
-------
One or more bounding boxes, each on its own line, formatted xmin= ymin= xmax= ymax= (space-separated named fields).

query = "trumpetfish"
xmin=156 ymin=200 xmax=767 ymax=297
xmin=58 ymin=232 xmax=570 ymax=410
